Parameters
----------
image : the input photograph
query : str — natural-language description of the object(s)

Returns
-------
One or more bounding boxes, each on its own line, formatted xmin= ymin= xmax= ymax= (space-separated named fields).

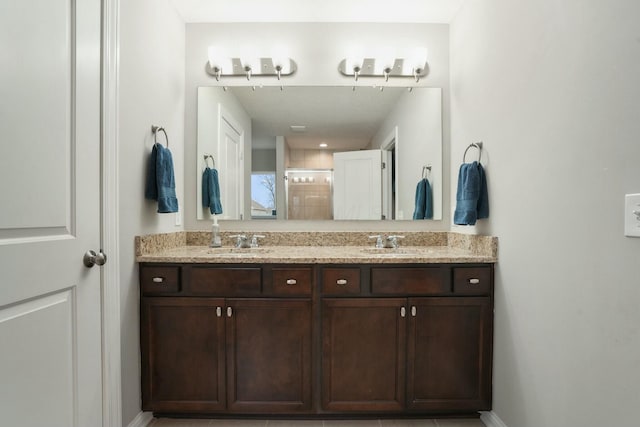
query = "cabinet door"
xmin=322 ymin=298 xmax=406 ymax=412
xmin=407 ymin=297 xmax=492 ymax=411
xmin=226 ymin=299 xmax=312 ymax=412
xmin=141 ymin=297 xmax=226 ymax=412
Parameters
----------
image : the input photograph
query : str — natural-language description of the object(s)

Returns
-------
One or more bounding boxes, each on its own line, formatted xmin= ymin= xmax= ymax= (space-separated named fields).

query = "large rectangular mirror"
xmin=196 ymin=86 xmax=442 ymax=221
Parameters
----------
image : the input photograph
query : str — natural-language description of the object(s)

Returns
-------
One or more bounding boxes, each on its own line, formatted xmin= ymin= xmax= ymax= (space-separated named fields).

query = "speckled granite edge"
xmin=136 ymin=230 xmax=497 ymax=260
xmin=186 ymin=231 xmax=449 ymax=247
xmin=135 ymin=231 xmax=187 ymax=257
xmin=447 ymin=233 xmax=498 ymax=258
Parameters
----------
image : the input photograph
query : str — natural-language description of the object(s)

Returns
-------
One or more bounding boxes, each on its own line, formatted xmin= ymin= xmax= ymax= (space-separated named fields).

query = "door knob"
xmin=83 ymin=250 xmax=107 ymax=268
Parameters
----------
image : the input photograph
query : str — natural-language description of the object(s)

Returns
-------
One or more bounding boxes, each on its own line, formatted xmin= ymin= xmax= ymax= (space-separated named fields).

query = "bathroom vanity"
xmin=137 ymin=232 xmax=496 ymax=418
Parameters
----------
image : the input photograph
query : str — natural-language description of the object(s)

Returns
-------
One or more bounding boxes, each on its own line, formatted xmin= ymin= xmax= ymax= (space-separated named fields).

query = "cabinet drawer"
xmin=269 ymin=267 xmax=312 ymax=296
xmin=371 ymin=267 xmax=450 ymax=295
xmin=453 ymin=266 xmax=492 ymax=295
xmin=140 ymin=266 xmax=180 ymax=295
xmin=322 ymin=268 xmax=361 ymax=295
xmin=189 ymin=267 xmax=262 ymax=296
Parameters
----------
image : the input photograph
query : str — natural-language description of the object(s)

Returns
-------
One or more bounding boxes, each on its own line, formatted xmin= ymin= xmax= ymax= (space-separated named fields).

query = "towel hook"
xmin=463 ymin=142 xmax=483 ymax=163
xmin=422 ymin=165 xmax=432 ymax=179
xmin=204 ymin=154 xmax=215 ymax=168
xmin=151 ymin=125 xmax=169 ymax=148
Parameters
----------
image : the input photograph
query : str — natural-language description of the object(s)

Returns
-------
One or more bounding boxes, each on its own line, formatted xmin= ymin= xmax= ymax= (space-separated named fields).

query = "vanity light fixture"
xmin=206 ymin=46 xmax=297 ymax=81
xmin=339 ymin=47 xmax=429 ymax=83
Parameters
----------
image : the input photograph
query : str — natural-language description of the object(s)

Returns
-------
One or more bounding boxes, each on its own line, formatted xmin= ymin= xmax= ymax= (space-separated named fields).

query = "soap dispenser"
xmin=210 ymin=216 xmax=222 ymax=247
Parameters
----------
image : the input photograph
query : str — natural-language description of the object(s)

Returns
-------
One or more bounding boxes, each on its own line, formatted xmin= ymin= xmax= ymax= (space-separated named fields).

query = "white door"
xmin=218 ymin=106 xmax=244 ymax=220
xmin=333 ymin=150 xmax=383 ymax=220
xmin=0 ymin=1 xmax=103 ymax=426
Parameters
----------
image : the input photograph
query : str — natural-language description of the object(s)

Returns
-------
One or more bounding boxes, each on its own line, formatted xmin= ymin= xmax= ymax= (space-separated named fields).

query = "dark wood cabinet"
xmin=320 ymin=264 xmax=493 ymax=414
xmin=140 ymin=265 xmax=313 ymax=414
xmin=322 ymin=298 xmax=406 ymax=412
xmin=140 ymin=262 xmax=493 ymax=417
xmin=226 ymin=299 xmax=312 ymax=412
xmin=141 ymin=297 xmax=226 ymax=412
xmin=406 ymin=297 xmax=492 ymax=411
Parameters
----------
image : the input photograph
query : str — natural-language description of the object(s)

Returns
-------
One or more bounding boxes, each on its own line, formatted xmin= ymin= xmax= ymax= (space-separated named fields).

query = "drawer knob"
xmin=286 ymin=279 xmax=297 ymax=285
xmin=468 ymin=278 xmax=481 ymax=285
xmin=336 ymin=279 xmax=348 ymax=286
xmin=152 ymin=277 xmax=164 ymax=283
xmin=216 ymin=307 xmax=222 ymax=317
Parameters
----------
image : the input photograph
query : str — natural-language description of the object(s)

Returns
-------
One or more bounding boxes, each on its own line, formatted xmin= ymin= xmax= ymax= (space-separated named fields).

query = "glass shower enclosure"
xmin=284 ymin=169 xmax=333 ymax=220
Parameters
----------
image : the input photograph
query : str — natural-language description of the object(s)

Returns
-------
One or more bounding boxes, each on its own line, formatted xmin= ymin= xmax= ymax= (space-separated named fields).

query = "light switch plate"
xmin=624 ymin=193 xmax=640 ymax=237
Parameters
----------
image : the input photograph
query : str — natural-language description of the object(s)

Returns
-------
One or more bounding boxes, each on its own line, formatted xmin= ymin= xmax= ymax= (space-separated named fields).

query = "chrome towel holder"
xmin=422 ymin=165 xmax=432 ymax=179
xmin=204 ymin=154 xmax=215 ymax=168
xmin=151 ymin=125 xmax=169 ymax=148
xmin=463 ymin=141 xmax=483 ymax=163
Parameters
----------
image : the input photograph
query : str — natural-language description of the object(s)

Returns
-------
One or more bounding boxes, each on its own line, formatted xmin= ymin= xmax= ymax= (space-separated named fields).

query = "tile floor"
xmin=150 ymin=418 xmax=486 ymax=427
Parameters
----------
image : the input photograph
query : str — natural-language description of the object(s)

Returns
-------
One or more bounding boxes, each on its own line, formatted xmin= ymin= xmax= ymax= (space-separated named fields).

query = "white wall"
xmin=184 ymin=23 xmax=451 ymax=231
xmin=450 ymin=1 xmax=640 ymax=426
xmin=372 ymin=88 xmax=443 ymax=220
xmin=118 ymin=0 xmax=185 ymax=424
xmin=196 ymin=87 xmax=252 ymax=220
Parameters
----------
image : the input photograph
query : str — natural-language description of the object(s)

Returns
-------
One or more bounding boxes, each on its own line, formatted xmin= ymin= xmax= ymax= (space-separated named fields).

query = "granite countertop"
xmin=136 ymin=231 xmax=498 ymax=264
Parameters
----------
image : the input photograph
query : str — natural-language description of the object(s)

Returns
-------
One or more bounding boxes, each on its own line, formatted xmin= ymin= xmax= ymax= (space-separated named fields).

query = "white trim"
xmin=101 ymin=0 xmax=122 ymax=426
xmin=481 ymin=411 xmax=509 ymax=427
xmin=126 ymin=411 xmax=154 ymax=427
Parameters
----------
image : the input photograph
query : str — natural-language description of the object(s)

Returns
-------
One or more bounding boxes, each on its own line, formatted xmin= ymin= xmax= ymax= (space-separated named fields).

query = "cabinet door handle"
xmin=286 ymin=279 xmax=297 ymax=285
xmin=152 ymin=277 xmax=164 ymax=283
xmin=227 ymin=307 xmax=233 ymax=317
xmin=336 ymin=279 xmax=348 ymax=286
xmin=401 ymin=307 xmax=406 ymax=317
xmin=411 ymin=306 xmax=417 ymax=317
xmin=216 ymin=307 xmax=222 ymax=317
xmin=468 ymin=278 xmax=481 ymax=285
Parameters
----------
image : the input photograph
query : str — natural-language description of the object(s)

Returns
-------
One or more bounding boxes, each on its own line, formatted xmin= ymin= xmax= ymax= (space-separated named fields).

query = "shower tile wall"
xmin=287 ymin=169 xmax=333 ymax=220
xmin=286 ymin=149 xmax=334 ymax=220
xmin=288 ymin=149 xmax=334 ymax=169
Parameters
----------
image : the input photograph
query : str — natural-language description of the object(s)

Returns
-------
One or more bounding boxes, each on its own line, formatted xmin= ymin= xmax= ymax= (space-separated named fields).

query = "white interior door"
xmin=333 ymin=150 xmax=383 ymax=220
xmin=0 ymin=1 xmax=103 ymax=426
xmin=217 ymin=106 xmax=244 ymax=220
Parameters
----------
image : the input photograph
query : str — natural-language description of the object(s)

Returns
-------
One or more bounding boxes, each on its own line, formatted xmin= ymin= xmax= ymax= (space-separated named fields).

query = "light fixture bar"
xmin=205 ymin=57 xmax=297 ymax=80
xmin=338 ymin=58 xmax=429 ymax=81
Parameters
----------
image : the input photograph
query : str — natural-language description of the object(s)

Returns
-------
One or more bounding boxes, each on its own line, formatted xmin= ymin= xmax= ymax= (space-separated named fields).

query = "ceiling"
xmin=229 ymin=86 xmax=408 ymax=150
xmin=169 ymin=0 xmax=466 ymax=24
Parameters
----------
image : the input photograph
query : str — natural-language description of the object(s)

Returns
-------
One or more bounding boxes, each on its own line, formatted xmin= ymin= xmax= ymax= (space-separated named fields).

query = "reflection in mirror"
xmin=196 ymin=86 xmax=442 ymax=221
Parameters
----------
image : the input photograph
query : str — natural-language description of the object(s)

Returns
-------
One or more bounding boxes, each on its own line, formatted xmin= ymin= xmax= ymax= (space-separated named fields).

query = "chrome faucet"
xmin=230 ymin=234 xmax=265 ymax=248
xmin=250 ymin=235 xmax=265 ymax=247
xmin=230 ymin=234 xmax=251 ymax=248
xmin=369 ymin=234 xmax=405 ymax=249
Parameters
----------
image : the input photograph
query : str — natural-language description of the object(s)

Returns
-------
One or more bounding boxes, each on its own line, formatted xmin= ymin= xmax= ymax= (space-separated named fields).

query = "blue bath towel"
xmin=144 ymin=143 xmax=179 ymax=213
xmin=413 ymin=178 xmax=433 ymax=220
xmin=453 ymin=161 xmax=489 ymax=225
xmin=202 ymin=167 xmax=223 ymax=214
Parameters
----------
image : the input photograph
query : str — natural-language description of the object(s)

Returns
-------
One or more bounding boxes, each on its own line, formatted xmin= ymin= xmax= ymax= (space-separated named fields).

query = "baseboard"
xmin=481 ymin=411 xmax=509 ymax=427
xmin=126 ymin=411 xmax=154 ymax=427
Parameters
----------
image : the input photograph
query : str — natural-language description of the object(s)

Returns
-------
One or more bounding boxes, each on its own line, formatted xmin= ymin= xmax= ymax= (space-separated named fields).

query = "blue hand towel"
xmin=453 ymin=161 xmax=489 ymax=225
xmin=202 ymin=167 xmax=223 ymax=215
xmin=144 ymin=143 xmax=179 ymax=213
xmin=413 ymin=178 xmax=433 ymax=220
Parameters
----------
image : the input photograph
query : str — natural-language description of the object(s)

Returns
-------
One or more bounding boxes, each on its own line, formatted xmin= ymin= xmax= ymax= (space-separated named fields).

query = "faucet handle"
xmin=229 ymin=234 xmax=249 ymax=248
xmin=368 ymin=235 xmax=383 ymax=248
xmin=386 ymin=235 xmax=405 ymax=248
xmin=250 ymin=234 xmax=265 ymax=247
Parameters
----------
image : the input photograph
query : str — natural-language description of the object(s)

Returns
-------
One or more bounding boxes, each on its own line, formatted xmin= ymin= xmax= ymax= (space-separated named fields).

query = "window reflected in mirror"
xmin=251 ymin=172 xmax=277 ymax=219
